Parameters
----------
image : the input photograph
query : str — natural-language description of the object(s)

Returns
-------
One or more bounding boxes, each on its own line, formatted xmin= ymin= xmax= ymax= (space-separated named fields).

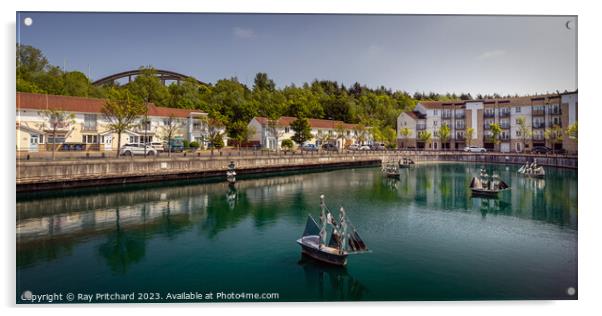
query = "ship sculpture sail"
xmin=297 ymin=195 xmax=369 ymax=266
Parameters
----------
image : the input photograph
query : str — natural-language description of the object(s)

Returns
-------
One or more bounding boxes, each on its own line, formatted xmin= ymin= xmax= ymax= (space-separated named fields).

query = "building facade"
xmin=248 ymin=116 xmax=372 ymax=150
xmin=397 ymin=92 xmax=578 ymax=153
xmin=16 ymin=92 xmax=225 ymax=152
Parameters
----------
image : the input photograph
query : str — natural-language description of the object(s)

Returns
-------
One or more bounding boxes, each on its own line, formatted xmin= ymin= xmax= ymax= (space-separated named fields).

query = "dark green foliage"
xmin=290 ymin=117 xmax=313 ymax=145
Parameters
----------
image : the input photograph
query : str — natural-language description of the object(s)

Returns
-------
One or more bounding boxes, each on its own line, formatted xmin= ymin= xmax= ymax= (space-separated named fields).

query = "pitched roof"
xmin=403 ymin=111 xmax=426 ymax=120
xmin=253 ymin=116 xmax=359 ymax=129
xmin=16 ymin=92 xmax=205 ymax=118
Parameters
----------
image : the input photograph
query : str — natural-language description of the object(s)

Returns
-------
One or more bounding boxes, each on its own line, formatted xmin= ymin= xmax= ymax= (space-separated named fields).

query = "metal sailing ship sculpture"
xmin=297 ymin=195 xmax=370 ymax=266
xmin=469 ymin=168 xmax=510 ymax=197
xmin=518 ymin=160 xmax=545 ymax=178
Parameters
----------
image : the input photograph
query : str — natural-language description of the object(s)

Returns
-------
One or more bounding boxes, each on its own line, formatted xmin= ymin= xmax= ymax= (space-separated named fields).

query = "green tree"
xmin=566 ymin=121 xmax=578 ymax=142
xmin=544 ymin=125 xmax=564 ymax=150
xmin=334 ymin=122 xmax=348 ymax=150
xmin=466 ymin=127 xmax=474 ymax=147
xmin=127 ymin=67 xmax=170 ymax=105
xmin=210 ymin=132 xmax=225 ymax=152
xmin=353 ymin=123 xmax=368 ymax=145
xmin=516 ymin=116 xmax=532 ymax=152
xmin=382 ymin=126 xmax=397 ymax=149
xmin=167 ymin=77 xmax=205 ymax=109
xmin=160 ymin=114 xmax=184 ymax=157
xmin=290 ymin=117 xmax=313 ymax=145
xmin=489 ymin=123 xmax=502 ymax=151
xmin=62 ymin=71 xmax=90 ymax=97
xmin=38 ymin=109 xmax=75 ymax=160
xmin=399 ymin=127 xmax=411 ymax=148
xmin=17 ymin=44 xmax=48 ymax=82
xmin=418 ymin=131 xmax=432 ymax=149
xmin=101 ymin=88 xmax=146 ymax=157
xmin=438 ymin=123 xmax=451 ymax=150
xmin=228 ymin=121 xmax=255 ymax=152
xmin=281 ymin=139 xmax=294 ymax=151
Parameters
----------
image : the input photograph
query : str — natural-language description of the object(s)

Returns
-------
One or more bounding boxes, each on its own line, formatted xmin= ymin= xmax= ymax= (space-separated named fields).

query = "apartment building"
xmin=248 ymin=116 xmax=371 ymax=150
xmin=397 ymin=91 xmax=578 ymax=153
xmin=16 ymin=92 xmax=222 ymax=152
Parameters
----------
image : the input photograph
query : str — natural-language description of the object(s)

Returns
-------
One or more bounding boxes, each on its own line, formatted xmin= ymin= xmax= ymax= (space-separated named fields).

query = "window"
xmin=82 ymin=135 xmax=98 ymax=144
xmin=433 ymin=121 xmax=438 ymax=126
xmin=516 ymin=131 xmax=521 ymax=137
xmin=47 ymin=136 xmax=65 ymax=144
xmin=515 ymin=107 xmax=521 ymax=113
xmin=434 ymin=110 xmax=438 ymax=115
xmin=83 ymin=114 xmax=97 ymax=131
xmin=284 ymin=127 xmax=290 ymax=133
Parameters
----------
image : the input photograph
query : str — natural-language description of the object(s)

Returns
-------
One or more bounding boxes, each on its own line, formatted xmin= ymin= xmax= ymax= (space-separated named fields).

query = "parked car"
xmin=531 ymin=146 xmax=552 ymax=154
xmin=347 ymin=144 xmax=360 ymax=151
xmin=164 ymin=139 xmax=184 ymax=152
xmin=464 ymin=146 xmax=487 ymax=153
xmin=120 ymin=143 xmax=158 ymax=156
xmin=321 ymin=143 xmax=338 ymax=151
xmin=371 ymin=143 xmax=386 ymax=151
xmin=359 ymin=145 xmax=371 ymax=151
xmin=147 ymin=142 xmax=165 ymax=152
xmin=301 ymin=143 xmax=318 ymax=151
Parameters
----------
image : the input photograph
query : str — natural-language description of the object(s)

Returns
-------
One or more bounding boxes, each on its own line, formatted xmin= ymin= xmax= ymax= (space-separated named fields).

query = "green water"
xmin=16 ymin=163 xmax=577 ymax=302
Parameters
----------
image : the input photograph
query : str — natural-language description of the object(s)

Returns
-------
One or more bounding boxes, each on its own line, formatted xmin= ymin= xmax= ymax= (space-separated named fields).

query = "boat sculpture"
xmin=382 ymin=161 xmax=400 ymax=178
xmin=226 ymin=161 xmax=236 ymax=184
xmin=398 ymin=157 xmax=415 ymax=168
xmin=469 ymin=168 xmax=510 ymax=197
xmin=297 ymin=195 xmax=370 ymax=266
xmin=518 ymin=161 xmax=545 ymax=178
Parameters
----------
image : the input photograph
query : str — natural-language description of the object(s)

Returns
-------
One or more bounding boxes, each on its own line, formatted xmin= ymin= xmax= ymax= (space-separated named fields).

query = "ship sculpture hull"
xmin=297 ymin=236 xmax=348 ymax=266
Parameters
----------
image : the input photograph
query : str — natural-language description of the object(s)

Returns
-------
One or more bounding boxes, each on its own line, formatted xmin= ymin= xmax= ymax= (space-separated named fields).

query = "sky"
xmin=16 ymin=12 xmax=577 ymax=96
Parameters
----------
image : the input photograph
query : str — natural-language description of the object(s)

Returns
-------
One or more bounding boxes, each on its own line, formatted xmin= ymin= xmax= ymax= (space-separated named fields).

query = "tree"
xmin=17 ymin=44 xmax=48 ymax=81
xmin=399 ymin=127 xmax=411 ymax=149
xmin=382 ymin=127 xmax=398 ymax=149
xmin=545 ymin=125 xmax=564 ymax=150
xmin=38 ymin=109 xmax=75 ymax=160
xmin=127 ymin=67 xmax=170 ymax=106
xmin=210 ymin=132 xmax=225 ymax=152
xmin=160 ymin=114 xmax=184 ymax=157
xmin=290 ymin=117 xmax=313 ymax=145
xmin=228 ymin=121 xmax=255 ymax=152
xmin=334 ymin=122 xmax=348 ymax=150
xmin=516 ymin=116 xmax=532 ymax=152
xmin=281 ymin=139 xmax=294 ymax=151
xmin=101 ymin=88 xmax=146 ymax=157
xmin=353 ymin=123 xmax=368 ymax=145
xmin=62 ymin=71 xmax=90 ymax=97
xmin=566 ymin=122 xmax=578 ymax=142
xmin=466 ymin=127 xmax=474 ymax=147
xmin=418 ymin=131 xmax=432 ymax=149
xmin=438 ymin=123 xmax=451 ymax=150
xmin=489 ymin=123 xmax=502 ymax=151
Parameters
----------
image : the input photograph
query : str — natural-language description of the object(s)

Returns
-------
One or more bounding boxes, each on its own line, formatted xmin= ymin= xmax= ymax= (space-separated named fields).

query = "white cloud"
xmin=477 ymin=49 xmax=507 ymax=60
xmin=233 ymin=27 xmax=255 ymax=39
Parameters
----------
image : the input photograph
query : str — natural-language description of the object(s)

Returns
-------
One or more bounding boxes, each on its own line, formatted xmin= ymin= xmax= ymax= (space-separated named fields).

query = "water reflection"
xmin=298 ymin=254 xmax=367 ymax=301
xmin=17 ymin=164 xmax=577 ymax=270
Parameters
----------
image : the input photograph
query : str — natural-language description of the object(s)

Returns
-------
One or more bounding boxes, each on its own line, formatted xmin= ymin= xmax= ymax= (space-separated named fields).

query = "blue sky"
xmin=16 ymin=12 xmax=577 ymax=95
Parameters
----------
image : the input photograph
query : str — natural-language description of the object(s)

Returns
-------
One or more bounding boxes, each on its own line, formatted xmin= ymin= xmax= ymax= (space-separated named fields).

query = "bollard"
xmin=26 ymin=154 xmax=30 ymax=160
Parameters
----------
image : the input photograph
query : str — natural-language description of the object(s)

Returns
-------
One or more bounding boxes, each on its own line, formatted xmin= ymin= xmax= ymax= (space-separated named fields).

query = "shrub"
xmin=281 ymin=139 xmax=294 ymax=150
xmin=190 ymin=141 xmax=200 ymax=149
xmin=183 ymin=140 xmax=190 ymax=148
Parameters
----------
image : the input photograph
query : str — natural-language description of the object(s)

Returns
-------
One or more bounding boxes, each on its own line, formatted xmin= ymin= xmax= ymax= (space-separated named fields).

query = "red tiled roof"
xmin=254 ymin=116 xmax=359 ymax=129
xmin=16 ymin=92 xmax=204 ymax=118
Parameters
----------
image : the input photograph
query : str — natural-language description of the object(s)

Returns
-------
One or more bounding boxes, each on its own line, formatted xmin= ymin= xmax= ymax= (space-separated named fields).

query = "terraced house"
xmin=16 ymin=92 xmax=221 ymax=152
xmin=397 ymin=91 xmax=578 ymax=153
xmin=248 ymin=116 xmax=372 ymax=150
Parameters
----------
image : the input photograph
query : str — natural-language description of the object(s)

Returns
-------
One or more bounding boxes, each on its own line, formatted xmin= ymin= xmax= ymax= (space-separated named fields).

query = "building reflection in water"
xmin=298 ymin=254 xmax=367 ymax=301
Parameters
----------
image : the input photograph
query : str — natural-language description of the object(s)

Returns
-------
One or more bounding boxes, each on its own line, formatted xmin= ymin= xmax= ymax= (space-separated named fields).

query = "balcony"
xmin=499 ymin=111 xmax=511 ymax=118
xmin=532 ymin=110 xmax=545 ymax=116
xmin=500 ymin=123 xmax=510 ymax=129
xmin=483 ymin=124 xmax=491 ymax=130
xmin=416 ymin=124 xmax=426 ymax=130
xmin=533 ymin=122 xmax=545 ymax=129
xmin=455 ymin=113 xmax=465 ymax=119
xmin=484 ymin=112 xmax=495 ymax=118
xmin=456 ymin=134 xmax=466 ymax=141
xmin=533 ymin=134 xmax=545 ymax=141
xmin=551 ymin=108 xmax=562 ymax=115
xmin=441 ymin=112 xmax=452 ymax=119
xmin=82 ymin=124 xmax=97 ymax=132
xmin=455 ymin=124 xmax=465 ymax=130
xmin=500 ymin=135 xmax=510 ymax=141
